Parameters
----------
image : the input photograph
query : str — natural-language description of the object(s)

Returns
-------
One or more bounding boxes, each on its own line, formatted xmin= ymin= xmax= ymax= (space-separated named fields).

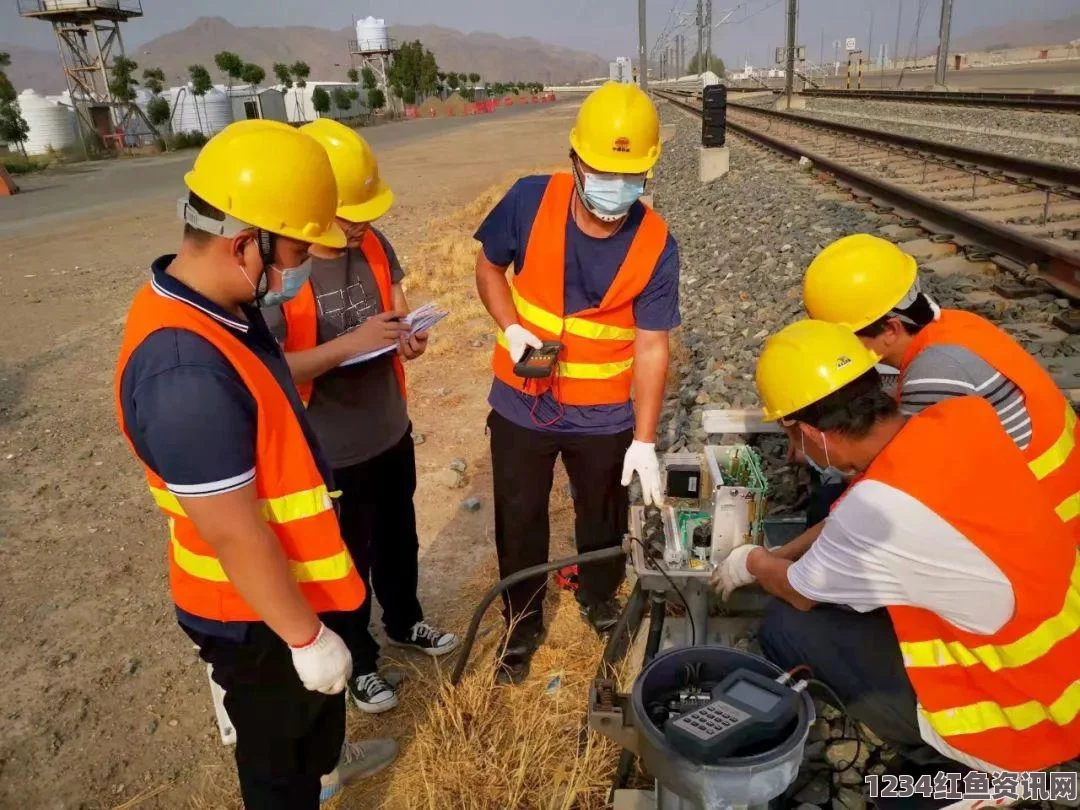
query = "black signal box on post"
xmin=701 ymin=84 xmax=728 ymax=147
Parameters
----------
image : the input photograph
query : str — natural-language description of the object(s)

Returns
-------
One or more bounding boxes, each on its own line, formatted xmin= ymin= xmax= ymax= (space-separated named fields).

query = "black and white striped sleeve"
xmin=900 ymin=344 xmax=1031 ymax=451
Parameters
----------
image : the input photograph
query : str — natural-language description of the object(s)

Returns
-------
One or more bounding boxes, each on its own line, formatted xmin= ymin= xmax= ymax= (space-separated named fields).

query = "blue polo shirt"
xmin=474 ymin=175 xmax=681 ymax=434
xmin=118 ymin=256 xmax=334 ymax=639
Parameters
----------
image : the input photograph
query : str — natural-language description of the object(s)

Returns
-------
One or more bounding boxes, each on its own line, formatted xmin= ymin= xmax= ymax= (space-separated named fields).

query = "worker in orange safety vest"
xmin=804 ymin=233 xmax=1078 ymax=540
xmin=262 ymin=119 xmax=459 ymax=717
xmin=115 ymin=121 xmax=396 ymax=809
xmin=716 ymin=319 xmax=1080 ymax=795
xmin=474 ymin=82 xmax=681 ymax=684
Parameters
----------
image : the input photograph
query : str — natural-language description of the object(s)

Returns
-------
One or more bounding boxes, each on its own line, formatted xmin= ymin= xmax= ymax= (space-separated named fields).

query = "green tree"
xmin=214 ymin=51 xmax=244 ymax=89
xmin=388 ymin=40 xmax=440 ymax=103
xmin=311 ymin=86 xmax=331 ymax=117
xmin=146 ymin=95 xmax=170 ymax=127
xmin=331 ymin=86 xmax=351 ymax=113
xmin=361 ymin=67 xmax=377 ymax=89
xmin=188 ymin=64 xmax=213 ymax=131
xmin=446 ymin=71 xmax=461 ymax=91
xmin=687 ymin=54 xmax=725 ymax=75
xmin=346 ymin=67 xmax=359 ymax=84
xmin=468 ymin=72 xmax=481 ymax=85
xmin=109 ymin=56 xmax=138 ymax=103
xmin=0 ymin=55 xmax=29 ymax=157
xmin=290 ymin=61 xmax=311 ymax=122
xmin=273 ymin=62 xmax=293 ymax=89
xmin=142 ymin=67 xmax=166 ymax=95
xmin=240 ymin=63 xmax=265 ymax=91
xmin=368 ymin=88 xmax=386 ymax=110
xmin=436 ymin=71 xmax=447 ymax=84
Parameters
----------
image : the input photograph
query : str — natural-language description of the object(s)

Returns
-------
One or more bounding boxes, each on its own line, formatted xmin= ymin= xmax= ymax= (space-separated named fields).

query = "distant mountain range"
xmin=1 ymin=16 xmax=610 ymax=95
xmin=952 ymin=12 xmax=1080 ymax=52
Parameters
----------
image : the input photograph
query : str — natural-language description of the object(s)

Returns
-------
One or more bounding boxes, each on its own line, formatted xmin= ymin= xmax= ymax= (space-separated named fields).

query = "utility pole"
xmin=705 ymin=0 xmax=713 ymax=75
xmin=935 ymin=0 xmax=953 ymax=86
xmin=638 ymin=0 xmax=648 ymax=89
xmin=893 ymin=0 xmax=903 ymax=71
xmin=696 ymin=0 xmax=704 ymax=74
xmin=784 ymin=0 xmax=797 ymax=104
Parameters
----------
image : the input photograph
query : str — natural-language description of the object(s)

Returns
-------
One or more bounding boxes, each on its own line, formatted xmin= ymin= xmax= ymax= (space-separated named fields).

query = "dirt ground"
xmin=0 ymin=102 xmax=582 ymax=809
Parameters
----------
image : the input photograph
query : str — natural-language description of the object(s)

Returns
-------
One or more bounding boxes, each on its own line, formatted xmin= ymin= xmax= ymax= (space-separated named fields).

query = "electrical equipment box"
xmin=705 ymin=445 xmax=767 ymax=564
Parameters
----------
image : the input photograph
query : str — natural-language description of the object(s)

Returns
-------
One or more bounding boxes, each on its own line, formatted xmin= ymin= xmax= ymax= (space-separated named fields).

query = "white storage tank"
xmin=169 ymin=85 xmax=233 ymax=136
xmin=18 ymin=89 xmax=77 ymax=155
xmin=355 ymin=16 xmax=390 ymax=52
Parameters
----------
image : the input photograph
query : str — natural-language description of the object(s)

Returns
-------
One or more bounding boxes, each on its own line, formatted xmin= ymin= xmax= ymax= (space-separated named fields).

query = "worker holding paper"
xmin=263 ymin=119 xmax=458 ymax=716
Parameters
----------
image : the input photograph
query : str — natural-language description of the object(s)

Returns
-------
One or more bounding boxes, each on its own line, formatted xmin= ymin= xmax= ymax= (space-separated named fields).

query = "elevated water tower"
xmin=349 ymin=16 xmax=395 ymax=109
xmin=17 ymin=0 xmax=153 ymax=152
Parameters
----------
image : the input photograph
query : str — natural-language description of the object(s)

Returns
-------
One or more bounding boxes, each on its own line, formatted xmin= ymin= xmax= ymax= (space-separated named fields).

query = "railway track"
xmin=801 ymin=88 xmax=1080 ymax=113
xmin=654 ymin=89 xmax=1080 ymax=323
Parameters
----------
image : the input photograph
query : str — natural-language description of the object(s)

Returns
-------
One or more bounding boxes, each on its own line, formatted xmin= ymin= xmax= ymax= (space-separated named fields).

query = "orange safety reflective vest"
xmin=491 ymin=173 xmax=669 ymax=406
xmin=866 ymin=397 xmax=1080 ymax=770
xmin=283 ymin=229 xmax=407 ymax=406
xmin=114 ymin=284 xmax=365 ymax=623
xmin=900 ymin=309 xmax=1079 ymax=534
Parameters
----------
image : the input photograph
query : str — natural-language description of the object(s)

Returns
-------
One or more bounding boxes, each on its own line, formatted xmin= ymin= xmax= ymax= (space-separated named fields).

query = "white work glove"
xmin=709 ymin=545 xmax=759 ymax=601
xmin=504 ymin=323 xmax=543 ymax=363
xmin=621 ymin=440 xmax=664 ymax=507
xmin=290 ymin=623 xmax=352 ymax=695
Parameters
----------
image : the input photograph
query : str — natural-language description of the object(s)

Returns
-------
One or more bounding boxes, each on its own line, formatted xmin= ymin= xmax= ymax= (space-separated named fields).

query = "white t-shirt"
xmin=787 ymin=478 xmax=1014 ymax=771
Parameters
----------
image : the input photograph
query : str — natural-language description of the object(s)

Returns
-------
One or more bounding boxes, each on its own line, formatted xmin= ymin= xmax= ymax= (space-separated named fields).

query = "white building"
xmin=221 ymin=85 xmax=288 ymax=123
xmin=609 ymin=57 xmax=633 ymax=84
xmin=277 ymin=83 xmax=367 ymax=124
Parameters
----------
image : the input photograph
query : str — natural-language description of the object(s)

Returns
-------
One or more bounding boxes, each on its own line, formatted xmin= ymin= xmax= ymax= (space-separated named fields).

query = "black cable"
xmin=449 ymin=545 xmax=628 ymax=685
xmin=807 ymin=678 xmax=864 ymax=774
xmin=631 ymin=536 xmax=696 ymax=647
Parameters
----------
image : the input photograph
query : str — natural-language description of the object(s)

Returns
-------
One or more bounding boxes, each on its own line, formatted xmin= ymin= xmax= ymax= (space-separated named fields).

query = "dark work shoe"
xmin=577 ymin=596 xmax=620 ymax=634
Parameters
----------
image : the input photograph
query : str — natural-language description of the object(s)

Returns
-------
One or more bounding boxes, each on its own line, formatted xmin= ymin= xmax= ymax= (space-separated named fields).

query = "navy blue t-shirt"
xmin=119 ymin=257 xmax=334 ymax=639
xmin=474 ymin=174 xmax=681 ymax=434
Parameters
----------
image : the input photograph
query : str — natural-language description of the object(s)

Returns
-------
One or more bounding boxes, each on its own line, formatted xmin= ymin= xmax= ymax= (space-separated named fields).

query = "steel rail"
xmin=654 ymin=90 xmax=1080 ymax=300
xmin=801 ymin=88 xmax=1080 ymax=113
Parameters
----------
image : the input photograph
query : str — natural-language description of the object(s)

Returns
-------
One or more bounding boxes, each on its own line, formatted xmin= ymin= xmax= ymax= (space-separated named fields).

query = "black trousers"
xmin=323 ymin=427 xmax=424 ymax=674
xmin=759 ymin=599 xmax=960 ymax=766
xmin=488 ymin=410 xmax=632 ymax=641
xmin=183 ymin=622 xmax=345 ymax=810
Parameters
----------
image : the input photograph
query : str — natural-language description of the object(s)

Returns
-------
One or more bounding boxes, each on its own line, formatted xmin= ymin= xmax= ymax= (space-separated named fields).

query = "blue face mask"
xmin=259 ymin=258 xmax=313 ymax=308
xmin=581 ymin=172 xmax=646 ymax=221
xmin=801 ymin=429 xmax=849 ymax=479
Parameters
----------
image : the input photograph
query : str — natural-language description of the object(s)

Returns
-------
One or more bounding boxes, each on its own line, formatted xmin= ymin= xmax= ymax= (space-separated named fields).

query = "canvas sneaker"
xmin=348 ymin=671 xmax=398 ymax=714
xmin=388 ymin=619 xmax=460 ymax=657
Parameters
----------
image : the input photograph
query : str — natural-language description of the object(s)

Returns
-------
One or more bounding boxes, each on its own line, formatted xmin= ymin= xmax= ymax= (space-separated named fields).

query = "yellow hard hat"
xmin=803 ymin=234 xmax=918 ymax=332
xmin=756 ymin=319 xmax=881 ymax=421
xmin=300 ymin=118 xmax=395 ymax=223
xmin=183 ymin=121 xmax=346 ymax=249
xmin=569 ymin=81 xmax=660 ymax=174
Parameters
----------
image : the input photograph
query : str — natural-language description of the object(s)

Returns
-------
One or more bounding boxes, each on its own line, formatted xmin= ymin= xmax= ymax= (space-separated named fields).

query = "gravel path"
xmin=650 ymin=102 xmax=1080 ymax=809
xmin=801 ymin=98 xmax=1080 ymax=167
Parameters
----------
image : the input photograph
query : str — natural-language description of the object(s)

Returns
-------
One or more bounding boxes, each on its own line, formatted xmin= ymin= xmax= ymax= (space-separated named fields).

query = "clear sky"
xmin=3 ymin=0 xmax=1076 ymax=68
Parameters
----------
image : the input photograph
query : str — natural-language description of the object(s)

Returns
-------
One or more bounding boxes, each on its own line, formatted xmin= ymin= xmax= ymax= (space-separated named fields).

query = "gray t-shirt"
xmin=264 ymin=228 xmax=408 ymax=469
xmin=900 ymin=343 xmax=1032 ymax=450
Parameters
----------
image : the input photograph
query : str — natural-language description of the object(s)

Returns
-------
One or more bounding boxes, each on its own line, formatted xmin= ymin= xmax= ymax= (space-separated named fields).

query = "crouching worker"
xmin=115 ymin=121 xmax=396 ymax=809
xmin=715 ymin=320 xmax=1080 ymax=787
xmin=263 ymin=119 xmax=458 ymax=716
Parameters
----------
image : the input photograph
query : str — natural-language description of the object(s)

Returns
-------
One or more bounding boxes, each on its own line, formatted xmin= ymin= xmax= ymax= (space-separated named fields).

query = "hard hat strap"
xmin=177 ymin=198 xmax=254 ymax=240
xmin=257 ymin=229 xmax=276 ymax=266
